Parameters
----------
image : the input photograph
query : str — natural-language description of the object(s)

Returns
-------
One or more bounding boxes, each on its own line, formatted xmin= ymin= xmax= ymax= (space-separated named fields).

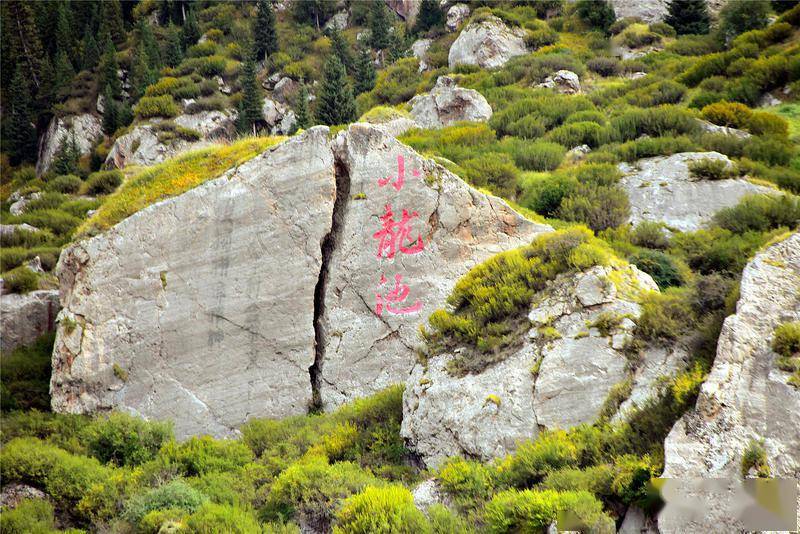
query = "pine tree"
xmin=354 ymin=47 xmax=376 ymax=95
xmin=5 ymin=65 xmax=38 ymax=165
xmin=5 ymin=1 xmax=48 ymax=92
xmin=292 ymin=0 xmax=334 ymax=31
xmin=182 ymin=8 xmax=201 ymax=48
xmin=665 ymin=0 xmax=710 ymax=35
xmin=102 ymin=84 xmax=119 ymax=135
xmin=54 ymin=50 xmax=76 ymax=98
xmin=329 ymin=29 xmax=354 ymax=73
xmin=101 ymin=36 xmax=122 ymax=100
xmin=254 ymin=0 xmax=279 ymax=61
xmin=294 ymin=82 xmax=311 ymax=130
xmin=55 ymin=2 xmax=75 ymax=63
xmin=575 ymin=0 xmax=616 ymax=34
xmin=81 ymin=29 xmax=100 ymax=71
xmin=316 ymin=55 xmax=356 ymax=126
xmin=164 ymin=24 xmax=184 ymax=68
xmin=52 ymin=131 xmax=82 ymax=176
xmin=139 ymin=20 xmax=162 ymax=70
xmin=130 ymin=42 xmax=157 ymax=100
xmin=100 ymin=0 xmax=126 ymax=44
xmin=369 ymin=0 xmax=392 ymax=50
xmin=414 ymin=0 xmax=444 ymax=34
xmin=239 ymin=51 xmax=264 ymax=135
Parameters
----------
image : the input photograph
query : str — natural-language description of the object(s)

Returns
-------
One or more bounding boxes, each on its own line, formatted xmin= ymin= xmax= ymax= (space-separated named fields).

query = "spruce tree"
xmin=139 ymin=20 xmax=162 ymax=70
xmin=665 ymin=0 xmax=710 ymax=35
xmin=316 ymin=55 xmax=356 ymax=126
xmin=294 ymin=82 xmax=311 ymax=130
xmin=55 ymin=2 xmax=75 ymax=64
xmin=5 ymin=1 xmax=47 ymax=92
xmin=254 ymin=0 xmax=279 ymax=61
xmin=414 ymin=0 xmax=444 ymax=34
xmin=100 ymin=0 xmax=126 ymax=44
xmin=54 ymin=50 xmax=76 ymax=98
xmin=5 ymin=65 xmax=38 ymax=165
xmin=369 ymin=0 xmax=392 ymax=50
xmin=575 ymin=0 xmax=616 ymax=34
xmin=329 ymin=29 xmax=354 ymax=73
xmin=81 ymin=30 xmax=100 ymax=71
xmin=130 ymin=42 xmax=157 ymax=100
xmin=354 ymin=47 xmax=376 ymax=95
xmin=101 ymin=36 xmax=122 ymax=100
xmin=239 ymin=52 xmax=264 ymax=135
xmin=182 ymin=8 xmax=201 ymax=48
xmin=52 ymin=132 xmax=82 ymax=176
xmin=164 ymin=24 xmax=184 ymax=68
xmin=102 ymin=84 xmax=119 ymax=135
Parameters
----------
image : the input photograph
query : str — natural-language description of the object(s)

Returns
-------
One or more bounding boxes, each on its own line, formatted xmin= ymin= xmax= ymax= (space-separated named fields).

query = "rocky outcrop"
xmin=0 ymin=290 xmax=59 ymax=352
xmin=262 ymin=97 xmax=297 ymax=135
xmin=0 ymin=483 xmax=48 ymax=510
xmin=619 ymin=152 xmax=775 ymax=232
xmin=411 ymin=38 xmax=432 ymax=71
xmin=386 ymin=0 xmax=419 ymax=22
xmin=9 ymin=193 xmax=42 ymax=216
xmin=659 ymin=232 xmax=800 ymax=533
xmin=401 ymin=263 xmax=685 ymax=467
xmin=446 ymin=4 xmax=470 ymax=32
xmin=36 ymin=114 xmax=103 ymax=176
xmin=409 ymin=76 xmax=493 ymax=129
xmin=536 ymin=70 xmax=581 ymax=94
xmin=51 ymin=124 xmax=551 ymax=438
xmin=610 ymin=0 xmax=668 ymax=23
xmin=448 ymin=16 xmax=527 ymax=69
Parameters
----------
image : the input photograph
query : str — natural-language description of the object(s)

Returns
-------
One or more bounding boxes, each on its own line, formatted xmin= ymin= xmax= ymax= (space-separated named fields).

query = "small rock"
xmin=25 ymin=256 xmax=45 ymax=274
xmin=214 ymin=75 xmax=231 ymax=94
xmin=0 ymin=483 xmax=48 ymax=509
xmin=611 ymin=333 xmax=629 ymax=350
xmin=565 ymin=144 xmax=591 ymax=162
xmin=411 ymin=38 xmax=432 ymax=71
xmin=627 ymin=71 xmax=648 ymax=80
xmin=0 ymin=223 xmax=40 ymax=238
xmin=9 ymin=192 xmax=42 ymax=216
xmin=96 ymin=93 xmax=106 ymax=114
xmin=324 ymin=10 xmax=349 ymax=30
xmin=757 ymin=93 xmax=781 ymax=108
xmin=537 ymin=70 xmax=581 ymax=94
xmin=446 ymin=3 xmax=470 ymax=31
xmin=273 ymin=77 xmax=299 ymax=105
xmin=696 ymin=119 xmax=751 ymax=139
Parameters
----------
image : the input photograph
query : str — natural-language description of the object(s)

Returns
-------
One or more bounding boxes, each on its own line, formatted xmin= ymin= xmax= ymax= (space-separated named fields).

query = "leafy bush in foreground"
xmin=333 ymin=485 xmax=427 ymax=534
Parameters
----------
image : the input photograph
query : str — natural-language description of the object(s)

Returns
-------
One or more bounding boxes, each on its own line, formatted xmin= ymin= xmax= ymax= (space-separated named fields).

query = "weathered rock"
xmin=402 ymin=264 xmax=672 ymax=467
xmin=448 ymin=15 xmax=527 ymax=69
xmin=696 ymin=119 xmax=752 ymax=139
xmin=659 ymin=232 xmax=800 ymax=533
xmin=387 ymin=0 xmax=420 ymax=22
xmin=610 ymin=0 xmax=668 ymax=23
xmin=174 ymin=110 xmax=237 ymax=139
xmin=412 ymin=479 xmax=450 ymax=513
xmin=324 ymin=9 xmax=349 ymax=30
xmin=411 ymin=38 xmax=432 ymax=71
xmin=565 ymin=144 xmax=591 ymax=162
xmin=536 ymin=70 xmax=581 ymax=94
xmin=619 ymin=152 xmax=775 ymax=232
xmin=0 ymin=290 xmax=59 ymax=352
xmin=319 ymin=124 xmax=552 ymax=410
xmin=36 ymin=114 xmax=103 ymax=176
xmin=9 ymin=193 xmax=42 ymax=216
xmin=758 ymin=93 xmax=782 ymax=108
xmin=52 ymin=127 xmax=336 ymax=439
xmin=273 ymin=77 xmax=299 ymax=105
xmin=409 ymin=76 xmax=493 ymax=129
xmin=370 ymin=117 xmax=420 ymax=138
xmin=262 ymin=97 xmax=297 ymax=135
xmin=0 ymin=483 xmax=48 ymax=510
xmin=619 ymin=506 xmax=658 ymax=534
xmin=446 ymin=3 xmax=470 ymax=31
xmin=0 ymin=223 xmax=41 ymax=238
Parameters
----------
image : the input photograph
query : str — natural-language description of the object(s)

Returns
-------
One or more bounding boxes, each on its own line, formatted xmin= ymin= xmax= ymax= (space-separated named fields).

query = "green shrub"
xmin=134 ymin=95 xmax=181 ymax=119
xmin=747 ymin=112 xmax=789 ymax=137
xmin=158 ymin=436 xmax=254 ymax=477
xmin=740 ymin=439 xmax=770 ymax=477
xmin=483 ymin=489 xmax=614 ymax=533
xmin=500 ymin=139 xmax=565 ymax=171
xmin=520 ymin=173 xmax=578 ymax=217
xmin=545 ymin=121 xmax=609 ymax=148
xmin=574 ymin=163 xmax=622 ymax=186
xmin=630 ymin=250 xmax=685 ymax=289
xmin=460 ymin=152 xmax=519 ymax=199
xmin=557 ymin=184 xmax=630 ymax=232
xmin=46 ymin=174 xmax=83 ymax=194
xmin=185 ymin=95 xmax=228 ymax=114
xmin=565 ymin=110 xmax=606 ymax=126
xmin=625 ymin=80 xmax=687 ymax=107
xmin=586 ymin=57 xmax=620 ymax=76
xmin=0 ymin=498 xmax=56 ymax=533
xmin=427 ymin=504 xmax=472 ymax=534
xmin=176 ymin=55 xmax=228 ymax=77
xmin=0 ymin=333 xmax=53 ymax=412
xmin=0 ymin=247 xmax=29 ymax=272
xmin=437 ymin=457 xmax=496 ymax=512
xmin=2 ymin=266 xmax=39 ymax=294
xmin=82 ymin=170 xmax=123 ymax=195
xmin=187 ymin=502 xmax=262 ymax=534
xmin=679 ymin=53 xmax=729 ymax=87
xmin=713 ymin=194 xmax=800 ymax=234
xmin=333 ymin=485 xmax=427 ymax=534
xmin=371 ymin=58 xmax=422 ymax=106
xmin=611 ymin=106 xmax=699 ymax=141
xmin=82 ymin=412 xmax=173 ymax=467
xmin=501 ymin=430 xmax=581 ymax=488
xmin=631 ymin=221 xmax=669 ymax=249
xmin=635 ymin=290 xmax=694 ymax=341
xmin=688 ymin=158 xmax=737 ymax=180
xmin=145 ymin=76 xmax=200 ymax=99
xmin=743 ymin=135 xmax=794 ymax=166
xmin=615 ymin=136 xmax=698 ymax=162
xmin=124 ymin=479 xmax=207 ymax=523
xmin=24 ymin=192 xmax=68 ymax=211
xmin=701 ymin=101 xmax=752 ymax=129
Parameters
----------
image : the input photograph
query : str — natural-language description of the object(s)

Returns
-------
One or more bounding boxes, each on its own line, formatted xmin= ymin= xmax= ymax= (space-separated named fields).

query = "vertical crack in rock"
xmin=310 ymin=152 xmax=351 ymax=411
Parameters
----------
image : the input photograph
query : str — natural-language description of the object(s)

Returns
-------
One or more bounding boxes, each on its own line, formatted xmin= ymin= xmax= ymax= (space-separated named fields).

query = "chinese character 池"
xmin=372 ymin=204 xmax=425 ymax=259
xmin=378 ymin=155 xmax=420 ymax=192
xmin=375 ymin=273 xmax=423 ymax=316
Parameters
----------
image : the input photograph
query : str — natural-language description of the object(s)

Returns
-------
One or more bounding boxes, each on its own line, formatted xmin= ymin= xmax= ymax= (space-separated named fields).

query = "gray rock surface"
xmin=619 ymin=152 xmax=775 ymax=232
xmin=402 ymin=263 xmax=676 ymax=467
xmin=610 ymin=0 xmax=668 ymax=23
xmin=9 ymin=193 xmax=42 ymax=216
xmin=409 ymin=76 xmax=493 ymax=129
xmin=448 ymin=16 xmax=527 ymax=69
xmin=51 ymin=127 xmax=336 ymax=439
xmin=272 ymin=77 xmax=299 ymax=105
xmin=446 ymin=3 xmax=470 ymax=32
xmin=537 ymin=70 xmax=581 ymax=94
xmin=0 ymin=483 xmax=48 ymax=510
xmin=262 ymin=97 xmax=297 ymax=135
xmin=696 ymin=119 xmax=752 ymax=139
xmin=411 ymin=38 xmax=432 ymax=71
xmin=659 ymin=232 xmax=800 ymax=533
xmin=0 ymin=290 xmax=60 ymax=352
xmin=36 ymin=114 xmax=103 ymax=176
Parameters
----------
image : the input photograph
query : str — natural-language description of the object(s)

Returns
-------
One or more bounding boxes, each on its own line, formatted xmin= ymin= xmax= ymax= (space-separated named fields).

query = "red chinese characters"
xmin=378 ymin=154 xmax=420 ymax=192
xmin=374 ymin=274 xmax=423 ymax=316
xmin=372 ymin=204 xmax=425 ymax=259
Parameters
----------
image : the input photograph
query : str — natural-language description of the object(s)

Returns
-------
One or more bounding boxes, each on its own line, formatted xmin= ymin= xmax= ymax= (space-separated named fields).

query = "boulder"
xmin=619 ymin=152 xmax=775 ymax=232
xmin=370 ymin=117 xmax=420 ymax=138
xmin=610 ymin=0 xmax=668 ymax=23
xmin=50 ymin=124 xmax=550 ymax=438
xmin=411 ymin=38 xmax=432 ymax=71
xmin=9 ymin=192 xmax=42 ymax=216
xmin=758 ymin=93 xmax=782 ymax=108
xmin=262 ymin=97 xmax=297 ymax=135
xmin=409 ymin=76 xmax=493 ymax=129
xmin=402 ymin=264 xmax=679 ymax=467
xmin=565 ymin=144 xmax=591 ymax=162
xmin=0 ymin=223 xmax=41 ymax=238
xmin=448 ymin=15 xmax=527 ymax=69
xmin=0 ymin=483 xmax=48 ymax=510
xmin=619 ymin=506 xmax=659 ymax=534
xmin=387 ymin=0 xmax=420 ymax=22
xmin=446 ymin=3 xmax=470 ymax=32
xmin=36 ymin=114 xmax=103 ymax=176
xmin=174 ymin=110 xmax=237 ymax=139
xmin=51 ymin=127 xmax=336 ymax=439
xmin=324 ymin=9 xmax=349 ymax=30
xmin=272 ymin=77 xmax=299 ymax=105
xmin=0 ymin=290 xmax=59 ymax=352
xmin=536 ymin=70 xmax=581 ymax=94
xmin=659 ymin=232 xmax=800 ymax=533
xmin=696 ymin=119 xmax=751 ymax=139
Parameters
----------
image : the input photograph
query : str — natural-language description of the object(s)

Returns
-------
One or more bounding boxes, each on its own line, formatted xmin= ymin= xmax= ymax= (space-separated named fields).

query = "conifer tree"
xmin=5 ymin=1 xmax=47 ymax=92
xmin=294 ymin=82 xmax=311 ymax=130
xmin=414 ymin=0 xmax=444 ymax=34
xmin=254 ymin=0 xmax=279 ymax=61
xmin=139 ymin=20 xmax=162 ymax=70
xmin=55 ymin=2 xmax=75 ymax=63
xmin=81 ymin=30 xmax=100 ymax=71
xmin=354 ymin=47 xmax=376 ymax=95
xmin=239 ymin=51 xmax=264 ymax=135
xmin=182 ymin=8 xmax=201 ymax=48
xmin=52 ymin=131 xmax=82 ymax=176
xmin=164 ymin=24 xmax=184 ymax=68
xmin=101 ymin=36 xmax=122 ymax=100
xmin=575 ymin=0 xmax=616 ymax=34
xmin=54 ymin=50 xmax=75 ymax=98
xmin=100 ymin=0 xmax=126 ymax=44
xmin=369 ymin=0 xmax=392 ymax=50
xmin=316 ymin=55 xmax=356 ymax=126
xmin=329 ymin=29 xmax=354 ymax=73
xmin=5 ymin=65 xmax=38 ymax=165
xmin=665 ymin=0 xmax=710 ymax=35
xmin=130 ymin=43 xmax=157 ymax=100
xmin=102 ymin=84 xmax=119 ymax=135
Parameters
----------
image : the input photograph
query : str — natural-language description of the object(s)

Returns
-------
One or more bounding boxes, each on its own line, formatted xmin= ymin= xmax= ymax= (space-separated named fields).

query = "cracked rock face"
xmin=659 ymin=232 xmax=800 ymax=533
xmin=448 ymin=16 xmax=527 ymax=69
xmin=52 ymin=127 xmax=336 ymax=438
xmin=402 ymin=264 xmax=687 ymax=468
xmin=409 ymin=76 xmax=493 ymax=129
xmin=0 ymin=290 xmax=60 ymax=352
xmin=36 ymin=114 xmax=103 ymax=176
xmin=319 ymin=124 xmax=551 ymax=409
xmin=619 ymin=152 xmax=776 ymax=232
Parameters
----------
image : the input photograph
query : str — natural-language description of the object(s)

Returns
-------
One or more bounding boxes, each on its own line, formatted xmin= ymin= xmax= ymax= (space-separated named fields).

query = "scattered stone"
xmin=324 ymin=10 xmax=349 ymax=30
xmin=0 ymin=290 xmax=60 ymax=352
xmin=411 ymin=38 xmax=432 ymax=71
xmin=0 ymin=483 xmax=48 ymax=510
xmin=536 ymin=70 xmax=581 ymax=94
xmin=565 ymin=144 xmax=591 ymax=162
xmin=273 ymin=77 xmax=299 ymax=105
xmin=696 ymin=119 xmax=752 ymax=139
xmin=409 ymin=76 xmax=493 ymax=129
xmin=757 ymin=93 xmax=782 ymax=108
xmin=446 ymin=3 xmax=470 ymax=32
xmin=610 ymin=0 xmax=668 ymax=23
xmin=448 ymin=15 xmax=527 ymax=69
xmin=9 ymin=192 xmax=42 ymax=216
xmin=0 ymin=223 xmax=40 ymax=238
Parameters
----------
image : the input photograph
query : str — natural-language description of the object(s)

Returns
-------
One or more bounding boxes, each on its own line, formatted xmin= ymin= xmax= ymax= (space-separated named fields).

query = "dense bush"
xmin=0 ymin=498 xmax=57 ymax=533
xmin=333 ymin=485 xmax=427 ymax=534
xmin=545 ymin=121 xmax=609 ymax=148
xmin=158 ymin=436 xmax=254 ymax=477
xmin=124 ymin=479 xmax=207 ymax=523
xmin=0 ymin=333 xmax=53 ymax=411
xmin=499 ymin=138 xmax=565 ymax=171
xmin=635 ymin=290 xmax=695 ymax=341
xmin=369 ymin=58 xmax=422 ymax=106
xmin=611 ymin=106 xmax=698 ymax=141
xmin=615 ymin=135 xmax=698 ymax=162
xmin=520 ymin=173 xmax=578 ymax=217
xmin=631 ymin=221 xmax=669 ymax=249
xmin=82 ymin=170 xmax=123 ymax=195
xmin=625 ymin=80 xmax=687 ymax=107
xmin=630 ymin=249 xmax=685 ymax=289
xmin=460 ymin=152 xmax=520 ymax=198
xmin=483 ymin=489 xmax=614 ymax=533
xmin=82 ymin=412 xmax=173 ymax=467
xmin=187 ymin=502 xmax=263 ymax=533
xmin=688 ymin=158 xmax=737 ymax=180
xmin=46 ymin=174 xmax=83 ymax=194
xmin=713 ymin=194 xmax=800 ymax=234
xmin=437 ymin=457 xmax=496 ymax=512
xmin=134 ymin=95 xmax=181 ymax=119
xmin=587 ymin=57 xmax=620 ymax=76
xmin=1 ymin=266 xmax=39 ymax=294
xmin=557 ymin=184 xmax=630 ymax=232
xmin=772 ymin=321 xmax=800 ymax=357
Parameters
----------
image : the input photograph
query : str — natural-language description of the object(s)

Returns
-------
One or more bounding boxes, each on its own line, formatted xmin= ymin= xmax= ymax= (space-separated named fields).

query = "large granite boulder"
xmin=50 ymin=124 xmax=551 ymax=438
xmin=0 ymin=290 xmax=60 ymax=352
xmin=36 ymin=114 xmax=103 ymax=176
xmin=409 ymin=76 xmax=493 ymax=129
xmin=401 ymin=262 xmax=687 ymax=468
xmin=659 ymin=232 xmax=800 ymax=533
xmin=620 ymin=152 xmax=776 ymax=232
xmin=448 ymin=15 xmax=527 ymax=69
xmin=52 ymin=127 xmax=336 ymax=438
